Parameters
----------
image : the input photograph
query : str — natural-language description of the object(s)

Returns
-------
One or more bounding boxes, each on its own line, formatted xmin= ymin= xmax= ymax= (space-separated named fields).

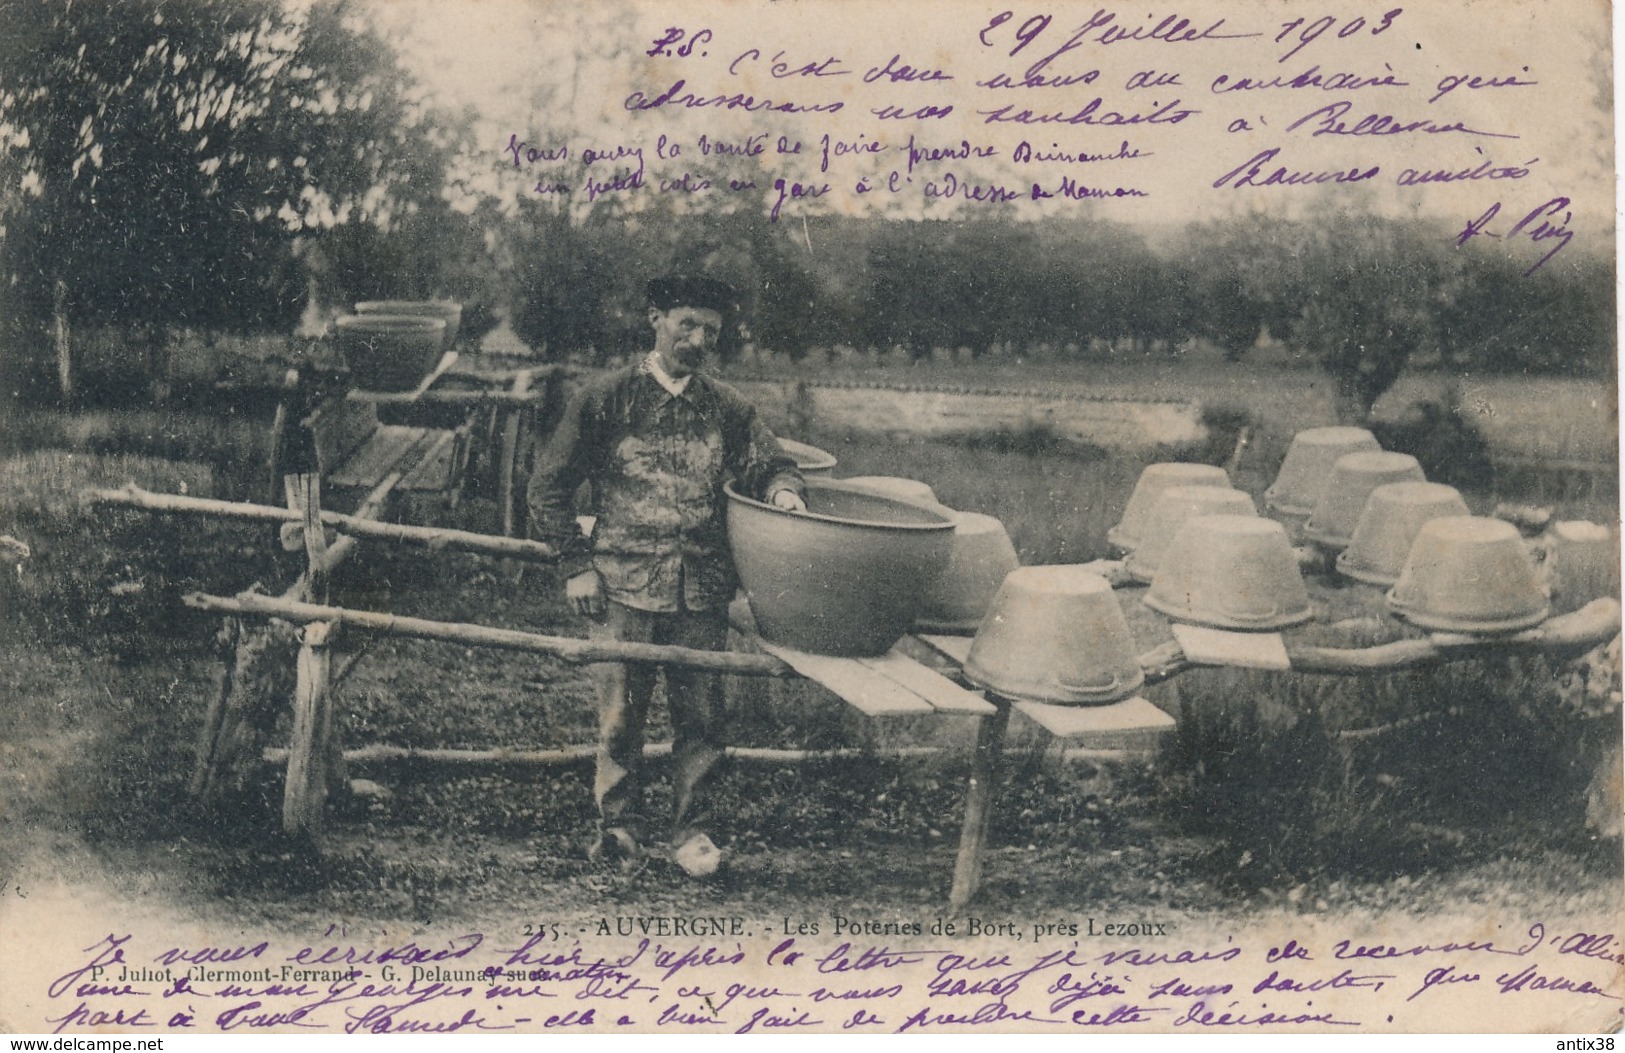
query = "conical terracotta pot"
xmin=726 ymin=479 xmax=955 ymax=656
xmin=776 ymin=438 xmax=838 ymax=477
xmin=916 ymin=511 xmax=1021 ymax=633
xmin=355 ymin=300 xmax=463 ymax=351
xmin=1336 ymin=481 xmax=1472 ymax=586
xmin=1303 ymin=451 xmax=1426 ymax=551
xmin=1107 ymin=462 xmax=1230 ymax=553
xmin=1144 ymin=515 xmax=1313 ymax=631
xmin=1124 ymin=486 xmax=1258 ymax=583
xmin=1387 ymin=516 xmax=1549 ymax=633
xmin=1266 ymin=427 xmax=1382 ymax=515
xmin=1543 ymin=521 xmax=1620 ymax=616
xmin=333 ymin=314 xmax=446 ymax=392
xmin=964 ymin=566 xmax=1144 ymax=705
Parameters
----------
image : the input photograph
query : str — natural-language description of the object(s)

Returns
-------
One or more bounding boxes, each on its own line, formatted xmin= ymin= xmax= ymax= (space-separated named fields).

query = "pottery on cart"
xmin=963 ymin=566 xmax=1144 ymax=705
xmin=916 ymin=511 xmax=1022 ymax=634
xmin=1144 ymin=514 xmax=1314 ymax=631
xmin=1543 ymin=520 xmax=1621 ymax=616
xmin=776 ymin=438 xmax=838 ymax=477
xmin=1107 ymin=462 xmax=1230 ymax=554
xmin=333 ymin=314 xmax=446 ymax=392
xmin=726 ymin=479 xmax=955 ymax=656
xmin=1265 ymin=427 xmax=1383 ymax=537
xmin=1336 ymin=481 xmax=1472 ymax=586
xmin=355 ymin=300 xmax=463 ymax=351
xmin=1124 ymin=485 xmax=1258 ymax=583
xmin=1302 ymin=451 xmax=1426 ymax=551
xmin=1386 ymin=516 xmax=1550 ymax=633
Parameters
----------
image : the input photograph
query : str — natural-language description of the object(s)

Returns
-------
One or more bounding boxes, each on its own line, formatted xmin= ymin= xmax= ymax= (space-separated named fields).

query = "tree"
xmin=0 ymin=0 xmax=459 ymax=397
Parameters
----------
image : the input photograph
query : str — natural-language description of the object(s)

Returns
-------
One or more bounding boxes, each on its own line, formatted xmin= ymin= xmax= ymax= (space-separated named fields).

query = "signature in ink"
xmin=1455 ymin=196 xmax=1575 ymax=275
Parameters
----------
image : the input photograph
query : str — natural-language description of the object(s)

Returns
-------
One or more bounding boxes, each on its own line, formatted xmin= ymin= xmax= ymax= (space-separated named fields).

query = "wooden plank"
xmin=1013 ymin=697 xmax=1175 ymax=750
xmin=1171 ymin=624 xmax=1291 ymax=671
xmin=857 ymin=650 xmax=997 ymax=715
xmin=327 ymin=426 xmax=431 ymax=488
xmin=397 ymin=429 xmax=462 ymax=492
xmin=284 ymin=622 xmax=334 ymax=836
xmin=757 ymin=641 xmax=935 ymax=716
xmin=305 ymin=399 xmax=379 ymax=472
xmin=915 ymin=633 xmax=973 ymax=667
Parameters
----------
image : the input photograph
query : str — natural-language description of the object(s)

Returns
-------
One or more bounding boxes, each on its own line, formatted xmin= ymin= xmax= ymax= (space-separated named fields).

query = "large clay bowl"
xmin=840 ymin=475 xmax=946 ymax=512
xmin=333 ymin=314 xmax=446 ymax=392
xmin=1303 ymin=451 xmax=1426 ymax=551
xmin=776 ymin=438 xmax=838 ymax=477
xmin=1144 ymin=515 xmax=1313 ymax=631
xmin=726 ymin=479 xmax=955 ymax=656
xmin=1266 ymin=427 xmax=1382 ymax=516
xmin=1336 ymin=481 xmax=1471 ymax=586
xmin=1386 ymin=516 xmax=1549 ymax=633
xmin=1107 ymin=462 xmax=1230 ymax=553
xmin=1124 ymin=485 xmax=1258 ymax=584
xmin=964 ymin=566 xmax=1144 ymax=705
xmin=355 ymin=300 xmax=463 ymax=350
xmin=1544 ymin=521 xmax=1621 ymax=615
xmin=916 ymin=511 xmax=1022 ymax=633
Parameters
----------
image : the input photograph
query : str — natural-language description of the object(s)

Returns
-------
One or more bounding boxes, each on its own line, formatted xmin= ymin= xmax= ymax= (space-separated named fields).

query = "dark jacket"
xmin=528 ymin=363 xmax=805 ymax=612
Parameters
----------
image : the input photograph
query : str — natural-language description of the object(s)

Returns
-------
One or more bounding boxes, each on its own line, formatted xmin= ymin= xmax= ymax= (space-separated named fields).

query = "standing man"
xmin=528 ymin=275 xmax=807 ymax=878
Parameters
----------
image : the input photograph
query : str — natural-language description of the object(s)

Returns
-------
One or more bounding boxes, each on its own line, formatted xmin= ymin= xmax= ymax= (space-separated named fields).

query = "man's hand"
xmin=566 ymin=569 xmax=607 ymax=620
xmin=770 ymin=488 xmax=807 ymax=512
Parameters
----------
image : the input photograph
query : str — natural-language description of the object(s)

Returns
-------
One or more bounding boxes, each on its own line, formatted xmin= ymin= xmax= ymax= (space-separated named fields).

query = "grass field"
xmin=0 ymin=366 xmax=1618 ymax=931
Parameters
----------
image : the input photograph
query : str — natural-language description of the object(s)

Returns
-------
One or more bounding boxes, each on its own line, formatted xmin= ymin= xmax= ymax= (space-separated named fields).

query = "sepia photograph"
xmin=0 ymin=0 xmax=1619 ymax=1035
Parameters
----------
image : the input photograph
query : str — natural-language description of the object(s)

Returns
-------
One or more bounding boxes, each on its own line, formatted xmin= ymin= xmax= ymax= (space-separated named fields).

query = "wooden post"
xmin=949 ymin=694 xmax=1012 ymax=915
xmin=53 ymin=278 xmax=74 ymax=403
xmin=497 ymin=369 xmax=537 ymax=538
xmin=284 ymin=621 xmax=336 ymax=836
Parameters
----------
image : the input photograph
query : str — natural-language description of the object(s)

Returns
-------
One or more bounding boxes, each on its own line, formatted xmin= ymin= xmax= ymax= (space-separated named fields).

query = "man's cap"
xmin=646 ymin=275 xmax=738 ymax=313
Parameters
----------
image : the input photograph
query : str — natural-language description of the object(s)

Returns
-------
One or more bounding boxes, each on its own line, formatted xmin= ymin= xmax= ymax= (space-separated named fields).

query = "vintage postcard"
xmin=0 ymin=0 xmax=1619 ymax=1036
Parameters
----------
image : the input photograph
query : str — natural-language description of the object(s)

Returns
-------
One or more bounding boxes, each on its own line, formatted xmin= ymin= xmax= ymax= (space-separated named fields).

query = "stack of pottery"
xmin=1335 ymin=482 xmax=1472 ymax=586
xmin=1386 ymin=516 xmax=1550 ymax=633
xmin=1302 ymin=451 xmax=1426 ymax=551
xmin=1143 ymin=515 xmax=1314 ymax=631
xmin=725 ymin=479 xmax=955 ymax=656
xmin=1265 ymin=427 xmax=1382 ymax=539
xmin=1107 ymin=462 xmax=1230 ymax=554
xmin=964 ymin=566 xmax=1144 ymax=705
xmin=1124 ymin=486 xmax=1258 ymax=583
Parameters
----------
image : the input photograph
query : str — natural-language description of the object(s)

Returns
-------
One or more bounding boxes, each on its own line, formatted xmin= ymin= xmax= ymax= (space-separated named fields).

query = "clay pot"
xmin=333 ymin=314 xmax=446 ymax=392
xmin=1144 ymin=515 xmax=1313 ymax=631
xmin=1336 ymin=481 xmax=1472 ymax=586
xmin=1387 ymin=516 xmax=1549 ymax=633
xmin=1108 ymin=462 xmax=1230 ymax=553
xmin=964 ymin=566 xmax=1144 ymax=705
xmin=355 ymin=300 xmax=463 ymax=351
xmin=916 ymin=511 xmax=1022 ymax=633
xmin=1303 ymin=451 xmax=1426 ymax=551
xmin=776 ymin=438 xmax=838 ymax=477
xmin=726 ymin=479 xmax=955 ymax=656
xmin=1266 ymin=427 xmax=1382 ymax=515
xmin=1543 ymin=521 xmax=1620 ymax=616
xmin=1124 ymin=486 xmax=1258 ymax=584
